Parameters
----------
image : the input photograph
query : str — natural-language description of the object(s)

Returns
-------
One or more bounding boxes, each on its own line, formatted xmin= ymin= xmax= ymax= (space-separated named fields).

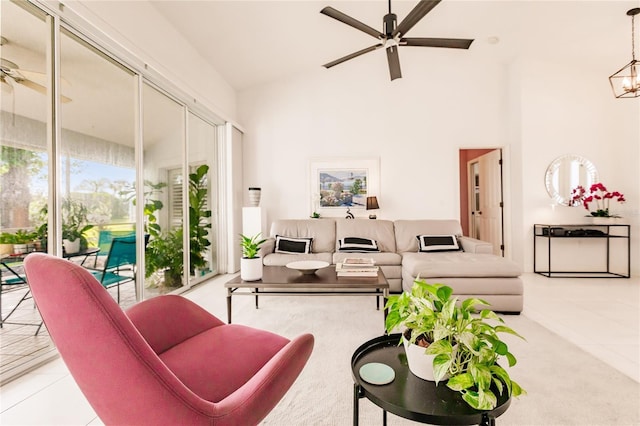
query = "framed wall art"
xmin=309 ymin=157 xmax=380 ymax=217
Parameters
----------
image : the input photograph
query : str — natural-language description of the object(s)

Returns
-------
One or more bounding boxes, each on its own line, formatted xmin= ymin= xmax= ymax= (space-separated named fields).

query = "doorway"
xmin=459 ymin=149 xmax=504 ymax=257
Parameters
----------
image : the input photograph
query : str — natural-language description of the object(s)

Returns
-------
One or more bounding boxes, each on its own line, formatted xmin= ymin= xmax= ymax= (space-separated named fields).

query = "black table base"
xmin=351 ymin=334 xmax=511 ymax=425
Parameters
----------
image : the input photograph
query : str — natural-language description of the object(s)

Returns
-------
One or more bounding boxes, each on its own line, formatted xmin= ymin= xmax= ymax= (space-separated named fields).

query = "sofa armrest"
xmin=458 ymin=236 xmax=493 ymax=254
xmin=259 ymin=238 xmax=275 ymax=259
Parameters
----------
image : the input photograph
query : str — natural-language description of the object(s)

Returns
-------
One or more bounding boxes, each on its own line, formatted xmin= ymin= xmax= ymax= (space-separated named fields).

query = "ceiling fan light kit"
xmin=320 ymin=0 xmax=474 ymax=81
xmin=609 ymin=8 xmax=640 ymax=98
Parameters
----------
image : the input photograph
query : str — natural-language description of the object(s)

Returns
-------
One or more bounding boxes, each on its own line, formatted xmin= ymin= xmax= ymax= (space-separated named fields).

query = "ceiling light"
xmin=609 ymin=8 xmax=640 ymax=98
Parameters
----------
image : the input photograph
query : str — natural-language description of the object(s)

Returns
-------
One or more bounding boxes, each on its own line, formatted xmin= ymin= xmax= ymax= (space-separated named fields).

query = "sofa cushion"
xmin=402 ymin=252 xmax=522 ymax=278
xmin=338 ymin=237 xmax=379 ymax=252
xmin=417 ymin=235 xmax=460 ymax=252
xmin=335 ymin=219 xmax=396 ymax=252
xmin=275 ymin=235 xmax=313 ymax=254
xmin=395 ymin=220 xmax=463 ymax=253
xmin=269 ymin=219 xmax=336 ymax=253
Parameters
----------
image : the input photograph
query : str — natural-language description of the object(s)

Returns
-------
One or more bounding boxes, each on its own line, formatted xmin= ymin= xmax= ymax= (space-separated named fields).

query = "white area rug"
xmin=187 ymin=279 xmax=640 ymax=426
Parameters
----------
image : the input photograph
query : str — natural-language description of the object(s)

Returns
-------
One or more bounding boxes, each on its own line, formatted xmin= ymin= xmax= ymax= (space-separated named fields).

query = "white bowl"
xmin=286 ymin=260 xmax=330 ymax=275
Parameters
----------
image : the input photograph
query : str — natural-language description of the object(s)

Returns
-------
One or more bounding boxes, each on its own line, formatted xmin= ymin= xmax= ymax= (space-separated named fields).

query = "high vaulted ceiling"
xmin=151 ymin=0 xmax=640 ymax=91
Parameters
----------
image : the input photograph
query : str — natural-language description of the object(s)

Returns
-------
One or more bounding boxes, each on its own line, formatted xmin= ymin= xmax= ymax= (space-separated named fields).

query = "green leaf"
xmin=447 ymin=373 xmax=474 ymax=391
xmin=489 ymin=365 xmax=512 ymax=395
xmin=506 ymin=351 xmax=517 ymax=367
xmin=425 ymin=339 xmax=452 ymax=355
xmin=432 ymin=354 xmax=452 ymax=383
xmin=511 ymin=380 xmax=526 ymax=397
xmin=476 ymin=387 xmax=497 ymax=410
xmin=436 ymin=285 xmax=453 ymax=302
xmin=494 ymin=325 xmax=526 ymax=340
xmin=492 ymin=377 xmax=504 ymax=395
xmin=493 ymin=340 xmax=508 ymax=356
xmin=471 ymin=364 xmax=492 ymax=390
xmin=462 ymin=390 xmax=480 ymax=409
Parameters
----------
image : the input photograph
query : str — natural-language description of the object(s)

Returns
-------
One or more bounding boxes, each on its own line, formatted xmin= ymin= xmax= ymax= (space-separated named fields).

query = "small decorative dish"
xmin=286 ymin=260 xmax=330 ymax=275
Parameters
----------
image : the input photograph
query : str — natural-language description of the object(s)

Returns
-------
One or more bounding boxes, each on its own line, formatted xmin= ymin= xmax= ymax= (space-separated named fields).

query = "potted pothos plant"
xmin=385 ymin=279 xmax=526 ymax=410
xmin=240 ymin=233 xmax=266 ymax=281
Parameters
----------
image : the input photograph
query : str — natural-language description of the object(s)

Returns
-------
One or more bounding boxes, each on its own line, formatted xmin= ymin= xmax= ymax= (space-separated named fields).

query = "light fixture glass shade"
xmin=366 ymin=196 xmax=380 ymax=210
xmin=609 ymin=59 xmax=640 ymax=98
xmin=610 ymin=8 xmax=640 ymax=98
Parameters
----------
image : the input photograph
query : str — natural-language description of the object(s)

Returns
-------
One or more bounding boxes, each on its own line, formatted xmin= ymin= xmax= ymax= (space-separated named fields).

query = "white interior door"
xmin=477 ymin=149 xmax=504 ymax=256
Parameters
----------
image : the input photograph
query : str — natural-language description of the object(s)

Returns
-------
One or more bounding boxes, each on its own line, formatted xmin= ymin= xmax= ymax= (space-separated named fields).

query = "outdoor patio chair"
xmin=24 ymin=253 xmax=314 ymax=425
xmin=89 ymin=234 xmax=141 ymax=303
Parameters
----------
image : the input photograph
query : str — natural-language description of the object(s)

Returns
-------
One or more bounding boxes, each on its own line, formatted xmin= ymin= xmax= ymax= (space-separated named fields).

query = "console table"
xmin=533 ymin=224 xmax=630 ymax=278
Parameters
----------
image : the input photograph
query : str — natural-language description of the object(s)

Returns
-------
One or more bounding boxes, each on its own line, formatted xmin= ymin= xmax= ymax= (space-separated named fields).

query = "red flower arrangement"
xmin=570 ymin=183 xmax=625 ymax=217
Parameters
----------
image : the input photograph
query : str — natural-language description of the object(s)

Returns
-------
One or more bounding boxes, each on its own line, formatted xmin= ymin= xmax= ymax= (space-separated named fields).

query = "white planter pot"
xmin=589 ymin=216 xmax=621 ymax=225
xmin=63 ymin=239 xmax=81 ymax=254
xmin=403 ymin=338 xmax=449 ymax=382
xmin=13 ymin=243 xmax=28 ymax=254
xmin=241 ymin=257 xmax=263 ymax=281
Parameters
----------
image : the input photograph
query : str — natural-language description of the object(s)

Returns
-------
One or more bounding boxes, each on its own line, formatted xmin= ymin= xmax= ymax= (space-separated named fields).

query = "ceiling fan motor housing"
xmin=383 ymin=13 xmax=397 ymax=36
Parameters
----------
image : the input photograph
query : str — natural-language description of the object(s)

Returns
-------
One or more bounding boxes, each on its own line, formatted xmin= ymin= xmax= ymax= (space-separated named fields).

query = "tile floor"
xmin=0 ymin=272 xmax=638 ymax=425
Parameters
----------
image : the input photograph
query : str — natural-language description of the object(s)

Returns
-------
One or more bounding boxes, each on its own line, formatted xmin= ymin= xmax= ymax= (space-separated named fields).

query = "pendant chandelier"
xmin=609 ymin=8 xmax=640 ymax=98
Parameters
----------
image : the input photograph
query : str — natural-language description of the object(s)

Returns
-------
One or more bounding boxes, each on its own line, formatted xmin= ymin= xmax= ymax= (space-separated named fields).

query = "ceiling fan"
xmin=320 ymin=0 xmax=474 ymax=81
xmin=0 ymin=38 xmax=71 ymax=103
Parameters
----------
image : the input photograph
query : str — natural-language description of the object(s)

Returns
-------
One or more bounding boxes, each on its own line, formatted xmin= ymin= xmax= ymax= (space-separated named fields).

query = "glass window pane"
xmin=188 ymin=113 xmax=218 ymax=280
xmin=1 ymin=1 xmax=48 ymax=251
xmin=59 ymin=29 xmax=137 ymax=304
xmin=142 ymin=82 xmax=185 ymax=296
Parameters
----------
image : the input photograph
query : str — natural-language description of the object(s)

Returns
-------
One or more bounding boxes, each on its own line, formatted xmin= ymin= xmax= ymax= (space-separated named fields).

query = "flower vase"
xmin=248 ymin=187 xmax=261 ymax=207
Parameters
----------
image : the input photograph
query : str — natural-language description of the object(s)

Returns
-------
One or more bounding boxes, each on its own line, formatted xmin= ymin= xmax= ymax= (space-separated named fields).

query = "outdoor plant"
xmin=145 ymin=227 xmax=183 ymax=287
xmin=120 ymin=179 xmax=167 ymax=239
xmin=61 ymin=198 xmax=94 ymax=248
xmin=240 ymin=233 xmax=266 ymax=259
xmin=570 ymin=183 xmax=625 ymax=217
xmin=11 ymin=229 xmax=37 ymax=244
xmin=188 ymin=164 xmax=212 ymax=272
xmin=385 ymin=279 xmax=526 ymax=410
xmin=144 ymin=164 xmax=212 ymax=284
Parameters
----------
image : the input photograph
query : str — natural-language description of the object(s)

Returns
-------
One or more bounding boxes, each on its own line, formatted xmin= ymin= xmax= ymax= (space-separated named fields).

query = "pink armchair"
xmin=24 ymin=253 xmax=314 ymax=425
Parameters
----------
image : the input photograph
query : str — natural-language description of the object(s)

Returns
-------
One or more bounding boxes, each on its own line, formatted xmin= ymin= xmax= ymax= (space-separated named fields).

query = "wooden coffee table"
xmin=224 ymin=265 xmax=389 ymax=324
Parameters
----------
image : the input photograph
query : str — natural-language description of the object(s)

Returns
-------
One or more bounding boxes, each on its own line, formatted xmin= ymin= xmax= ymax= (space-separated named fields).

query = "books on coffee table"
xmin=336 ymin=258 xmax=379 ymax=277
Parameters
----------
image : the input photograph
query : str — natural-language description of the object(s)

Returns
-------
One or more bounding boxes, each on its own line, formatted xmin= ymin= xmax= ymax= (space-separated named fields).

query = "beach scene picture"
xmin=318 ymin=168 xmax=368 ymax=208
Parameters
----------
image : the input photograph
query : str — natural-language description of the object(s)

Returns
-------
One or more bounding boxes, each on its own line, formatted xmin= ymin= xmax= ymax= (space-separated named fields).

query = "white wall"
xmin=239 ymin=51 xmax=509 ymax=220
xmin=238 ymin=52 xmax=640 ymax=275
xmin=62 ymin=0 xmax=237 ymax=123
xmin=518 ymin=58 xmax=639 ymax=274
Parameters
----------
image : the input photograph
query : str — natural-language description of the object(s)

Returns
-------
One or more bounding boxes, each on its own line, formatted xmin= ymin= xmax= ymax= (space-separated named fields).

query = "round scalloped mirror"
xmin=545 ymin=155 xmax=599 ymax=206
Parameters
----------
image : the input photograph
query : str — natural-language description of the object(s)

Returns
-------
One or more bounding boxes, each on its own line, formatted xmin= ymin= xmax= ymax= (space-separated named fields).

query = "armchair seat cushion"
xmin=402 ymin=252 xmax=522 ymax=278
xmin=159 ymin=324 xmax=289 ymax=403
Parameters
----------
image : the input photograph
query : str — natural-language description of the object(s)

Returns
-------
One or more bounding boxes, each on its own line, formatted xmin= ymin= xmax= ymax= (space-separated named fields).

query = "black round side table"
xmin=351 ymin=334 xmax=511 ymax=426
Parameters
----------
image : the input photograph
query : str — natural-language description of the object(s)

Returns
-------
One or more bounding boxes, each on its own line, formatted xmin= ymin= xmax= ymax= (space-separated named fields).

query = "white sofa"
xmin=260 ymin=218 xmax=523 ymax=313
xmin=394 ymin=220 xmax=523 ymax=313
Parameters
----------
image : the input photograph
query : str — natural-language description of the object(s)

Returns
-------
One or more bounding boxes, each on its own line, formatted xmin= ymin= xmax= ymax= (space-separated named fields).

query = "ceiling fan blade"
xmin=401 ymin=37 xmax=474 ymax=49
xmin=323 ymin=44 xmax=383 ymax=69
xmin=17 ymin=78 xmax=72 ymax=103
xmin=392 ymin=0 xmax=441 ymax=38
xmin=386 ymin=45 xmax=402 ymax=81
xmin=320 ymin=7 xmax=384 ymax=39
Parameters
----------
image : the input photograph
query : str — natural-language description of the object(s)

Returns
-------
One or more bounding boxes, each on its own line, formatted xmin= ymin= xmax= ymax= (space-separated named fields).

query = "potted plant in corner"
xmin=385 ymin=279 xmax=526 ymax=410
xmin=61 ymin=199 xmax=94 ymax=254
xmin=240 ymin=233 xmax=266 ymax=281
